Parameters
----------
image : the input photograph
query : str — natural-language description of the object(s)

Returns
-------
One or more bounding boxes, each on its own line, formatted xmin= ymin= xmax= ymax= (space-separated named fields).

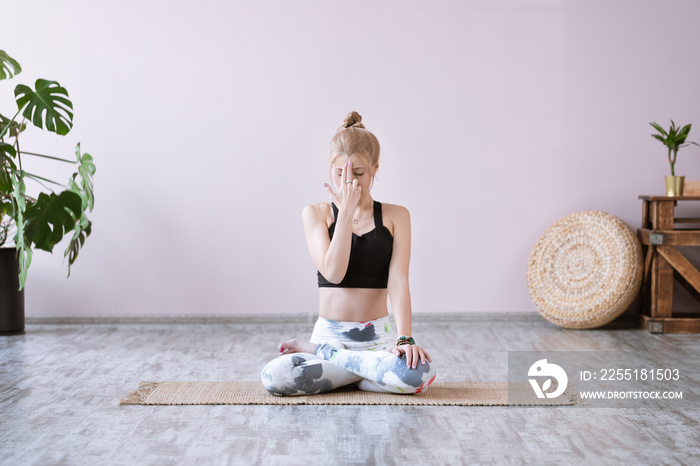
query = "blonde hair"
xmin=329 ymin=112 xmax=381 ymax=175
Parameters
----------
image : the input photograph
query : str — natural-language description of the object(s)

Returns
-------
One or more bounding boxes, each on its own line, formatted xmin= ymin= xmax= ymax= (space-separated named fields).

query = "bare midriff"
xmin=318 ymin=287 xmax=389 ymax=322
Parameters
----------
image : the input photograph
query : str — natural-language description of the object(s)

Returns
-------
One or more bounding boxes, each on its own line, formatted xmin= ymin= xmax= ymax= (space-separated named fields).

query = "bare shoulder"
xmin=380 ymin=202 xmax=410 ymax=236
xmin=302 ymin=202 xmax=334 ymax=227
xmin=381 ymin=202 xmax=410 ymax=221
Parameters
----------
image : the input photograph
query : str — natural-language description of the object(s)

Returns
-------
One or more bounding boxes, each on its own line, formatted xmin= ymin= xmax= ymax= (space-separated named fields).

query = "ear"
xmin=373 ymin=163 xmax=380 ymax=175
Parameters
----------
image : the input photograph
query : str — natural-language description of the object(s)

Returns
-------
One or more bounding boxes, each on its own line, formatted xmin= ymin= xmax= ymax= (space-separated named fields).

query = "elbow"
xmin=320 ymin=264 xmax=347 ymax=285
xmin=322 ymin=271 xmax=346 ymax=285
xmin=319 ymin=254 xmax=349 ymax=284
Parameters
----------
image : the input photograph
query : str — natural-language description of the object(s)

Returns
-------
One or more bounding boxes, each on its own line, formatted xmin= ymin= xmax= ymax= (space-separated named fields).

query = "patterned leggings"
xmin=261 ymin=316 xmax=437 ymax=396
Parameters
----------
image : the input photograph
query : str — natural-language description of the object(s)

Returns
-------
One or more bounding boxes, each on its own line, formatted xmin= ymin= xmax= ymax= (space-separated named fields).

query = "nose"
xmin=341 ymin=170 xmax=356 ymax=184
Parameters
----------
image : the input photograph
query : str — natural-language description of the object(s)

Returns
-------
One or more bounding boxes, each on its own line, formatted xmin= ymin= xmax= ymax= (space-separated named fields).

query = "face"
xmin=330 ymin=153 xmax=378 ymax=193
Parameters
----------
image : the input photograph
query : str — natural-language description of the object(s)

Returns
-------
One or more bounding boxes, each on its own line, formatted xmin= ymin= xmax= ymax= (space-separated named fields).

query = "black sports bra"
xmin=317 ymin=201 xmax=393 ymax=288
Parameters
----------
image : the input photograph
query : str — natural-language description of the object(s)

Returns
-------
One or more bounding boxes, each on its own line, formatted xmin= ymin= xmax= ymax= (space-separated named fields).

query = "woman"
xmin=261 ymin=112 xmax=436 ymax=396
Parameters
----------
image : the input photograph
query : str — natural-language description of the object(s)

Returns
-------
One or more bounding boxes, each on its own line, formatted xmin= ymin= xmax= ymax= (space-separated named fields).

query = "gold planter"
xmin=665 ymin=175 xmax=685 ymax=197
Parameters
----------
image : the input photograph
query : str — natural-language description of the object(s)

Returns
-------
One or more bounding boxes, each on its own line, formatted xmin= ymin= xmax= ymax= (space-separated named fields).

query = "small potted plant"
xmin=0 ymin=50 xmax=95 ymax=335
xmin=650 ymin=120 xmax=699 ymax=196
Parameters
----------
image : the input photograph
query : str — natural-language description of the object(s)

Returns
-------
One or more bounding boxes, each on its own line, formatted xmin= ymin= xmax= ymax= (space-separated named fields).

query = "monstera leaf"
xmin=65 ymin=212 xmax=91 ymax=276
xmin=0 ymin=142 xmax=17 ymax=193
xmin=24 ymin=190 xmax=82 ymax=253
xmin=0 ymin=113 xmax=26 ymax=139
xmin=0 ymin=50 xmax=21 ymax=80
xmin=11 ymin=172 xmax=31 ymax=289
xmin=14 ymin=79 xmax=73 ymax=135
xmin=73 ymin=143 xmax=95 ymax=209
xmin=64 ymin=143 xmax=95 ymax=275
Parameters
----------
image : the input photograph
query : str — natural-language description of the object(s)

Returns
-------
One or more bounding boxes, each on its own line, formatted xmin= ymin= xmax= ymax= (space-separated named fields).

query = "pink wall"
xmin=3 ymin=0 xmax=700 ymax=316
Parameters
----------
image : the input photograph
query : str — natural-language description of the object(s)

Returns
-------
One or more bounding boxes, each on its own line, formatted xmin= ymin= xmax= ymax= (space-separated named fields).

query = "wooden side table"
xmin=638 ymin=195 xmax=700 ymax=333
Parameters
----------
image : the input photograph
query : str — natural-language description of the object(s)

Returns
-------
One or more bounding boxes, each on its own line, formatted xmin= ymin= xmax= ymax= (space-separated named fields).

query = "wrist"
xmin=335 ymin=209 xmax=354 ymax=223
xmin=396 ymin=335 xmax=415 ymax=347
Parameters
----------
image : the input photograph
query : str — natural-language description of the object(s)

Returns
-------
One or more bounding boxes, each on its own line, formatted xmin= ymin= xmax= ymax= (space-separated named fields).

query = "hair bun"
xmin=341 ymin=111 xmax=365 ymax=129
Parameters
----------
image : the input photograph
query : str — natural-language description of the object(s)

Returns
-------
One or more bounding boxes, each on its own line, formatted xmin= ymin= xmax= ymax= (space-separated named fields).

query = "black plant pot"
xmin=0 ymin=247 xmax=25 ymax=335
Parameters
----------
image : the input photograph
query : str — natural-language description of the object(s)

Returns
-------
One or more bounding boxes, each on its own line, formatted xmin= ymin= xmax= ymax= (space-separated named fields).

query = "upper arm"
xmin=387 ymin=205 xmax=411 ymax=290
xmin=302 ymin=204 xmax=332 ymax=272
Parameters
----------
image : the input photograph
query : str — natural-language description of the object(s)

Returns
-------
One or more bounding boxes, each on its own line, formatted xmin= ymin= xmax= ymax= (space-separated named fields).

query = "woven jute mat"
xmin=120 ymin=381 xmax=581 ymax=406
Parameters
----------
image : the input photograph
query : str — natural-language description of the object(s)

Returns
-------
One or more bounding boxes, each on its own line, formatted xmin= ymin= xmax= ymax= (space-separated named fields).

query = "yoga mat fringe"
xmin=120 ymin=381 xmax=160 ymax=405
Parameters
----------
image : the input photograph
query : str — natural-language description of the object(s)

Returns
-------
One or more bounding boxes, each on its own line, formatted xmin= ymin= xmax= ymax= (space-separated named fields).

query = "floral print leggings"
xmin=261 ymin=316 xmax=437 ymax=396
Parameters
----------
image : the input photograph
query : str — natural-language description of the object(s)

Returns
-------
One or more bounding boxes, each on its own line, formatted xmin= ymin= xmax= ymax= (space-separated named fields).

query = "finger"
xmin=323 ymin=183 xmax=336 ymax=197
xmin=324 ymin=183 xmax=337 ymax=201
xmin=340 ymin=163 xmax=348 ymax=191
xmin=404 ymin=346 xmax=412 ymax=368
xmin=412 ymin=346 xmax=419 ymax=369
xmin=419 ymin=348 xmax=427 ymax=365
xmin=347 ymin=161 xmax=353 ymax=184
xmin=352 ymin=179 xmax=359 ymax=191
xmin=323 ymin=183 xmax=338 ymax=206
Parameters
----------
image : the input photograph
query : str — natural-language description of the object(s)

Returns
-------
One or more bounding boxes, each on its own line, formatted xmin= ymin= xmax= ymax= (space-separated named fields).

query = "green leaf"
xmin=0 ymin=142 xmax=18 ymax=193
xmin=14 ymin=79 xmax=74 ymax=135
xmin=668 ymin=124 xmax=678 ymax=140
xmin=70 ymin=143 xmax=95 ymax=210
xmin=677 ymin=124 xmax=692 ymax=143
xmin=68 ymin=178 xmax=88 ymax=209
xmin=0 ymin=50 xmax=22 ymax=80
xmin=24 ymin=190 xmax=82 ymax=253
xmin=650 ymin=122 xmax=667 ymax=138
xmin=0 ymin=200 xmax=11 ymax=217
xmin=0 ymin=141 xmax=16 ymax=158
xmin=65 ymin=215 xmax=91 ymax=277
xmin=63 ymin=143 xmax=95 ymax=276
xmin=0 ymin=113 xmax=26 ymax=139
xmin=651 ymin=134 xmax=667 ymax=144
xmin=11 ymin=171 xmax=31 ymax=290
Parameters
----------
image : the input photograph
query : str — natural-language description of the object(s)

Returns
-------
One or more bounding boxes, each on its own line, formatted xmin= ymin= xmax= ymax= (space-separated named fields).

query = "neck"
xmin=358 ymin=195 xmax=374 ymax=210
xmin=352 ymin=196 xmax=374 ymax=220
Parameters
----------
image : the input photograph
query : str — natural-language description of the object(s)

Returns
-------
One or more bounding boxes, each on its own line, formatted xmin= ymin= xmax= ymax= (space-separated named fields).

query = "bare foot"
xmin=279 ymin=338 xmax=318 ymax=356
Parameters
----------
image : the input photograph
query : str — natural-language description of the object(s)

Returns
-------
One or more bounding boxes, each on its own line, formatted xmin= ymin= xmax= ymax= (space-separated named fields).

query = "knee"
xmin=413 ymin=360 xmax=437 ymax=394
xmin=383 ymin=356 xmax=437 ymax=394
xmin=260 ymin=354 xmax=330 ymax=396
xmin=260 ymin=355 xmax=300 ymax=396
xmin=260 ymin=361 xmax=281 ymax=395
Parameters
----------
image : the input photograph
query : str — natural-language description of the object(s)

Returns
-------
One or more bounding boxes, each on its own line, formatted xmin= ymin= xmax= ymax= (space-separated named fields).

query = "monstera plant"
xmin=0 ymin=49 xmax=95 ymax=290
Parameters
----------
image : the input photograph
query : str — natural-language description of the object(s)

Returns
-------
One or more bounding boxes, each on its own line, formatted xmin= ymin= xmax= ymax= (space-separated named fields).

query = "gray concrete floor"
xmin=0 ymin=313 xmax=699 ymax=465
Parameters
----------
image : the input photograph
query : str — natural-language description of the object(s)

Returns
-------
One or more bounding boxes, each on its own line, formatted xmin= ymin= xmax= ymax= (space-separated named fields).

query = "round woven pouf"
xmin=527 ymin=211 xmax=643 ymax=329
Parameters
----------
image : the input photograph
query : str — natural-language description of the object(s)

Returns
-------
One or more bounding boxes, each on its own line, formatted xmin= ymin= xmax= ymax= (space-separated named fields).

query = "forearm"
xmin=321 ymin=210 xmax=354 ymax=283
xmin=390 ymin=282 xmax=413 ymax=338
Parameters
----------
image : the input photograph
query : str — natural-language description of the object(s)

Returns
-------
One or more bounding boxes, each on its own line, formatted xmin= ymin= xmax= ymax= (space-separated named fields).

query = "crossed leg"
xmin=315 ymin=342 xmax=436 ymax=394
xmin=261 ymin=352 xmax=362 ymax=396
xmin=261 ymin=340 xmax=436 ymax=396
